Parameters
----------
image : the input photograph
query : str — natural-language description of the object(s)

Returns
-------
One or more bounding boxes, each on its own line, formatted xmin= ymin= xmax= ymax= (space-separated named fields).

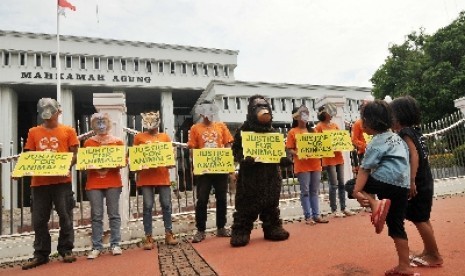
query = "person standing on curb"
xmin=187 ymin=101 xmax=234 ymax=243
xmin=21 ymin=98 xmax=79 ymax=270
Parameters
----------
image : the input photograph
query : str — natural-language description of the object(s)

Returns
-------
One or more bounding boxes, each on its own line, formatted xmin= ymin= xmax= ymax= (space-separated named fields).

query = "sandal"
xmin=371 ymin=199 xmax=391 ymax=234
xmin=384 ymin=267 xmax=420 ymax=276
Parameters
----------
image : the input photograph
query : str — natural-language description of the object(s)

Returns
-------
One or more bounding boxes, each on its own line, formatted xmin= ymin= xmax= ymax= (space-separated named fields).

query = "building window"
xmin=271 ymin=98 xmax=276 ymax=111
xmin=181 ymin=63 xmax=187 ymax=74
xmin=3 ymin=51 xmax=10 ymax=66
xmin=223 ymin=97 xmax=229 ymax=110
xmin=302 ymin=99 xmax=306 ymax=107
xmin=94 ymin=57 xmax=100 ymax=70
xmin=20 ymin=53 xmax=26 ymax=66
xmin=65 ymin=56 xmax=72 ymax=69
xmin=80 ymin=56 xmax=86 ymax=70
xmin=170 ymin=62 xmax=176 ymax=74
xmin=203 ymin=64 xmax=208 ymax=76
xmin=107 ymin=58 xmax=114 ymax=70
xmin=281 ymin=99 xmax=286 ymax=111
xmin=213 ymin=65 xmax=218 ymax=76
xmin=35 ymin=54 xmax=42 ymax=67
xmin=192 ymin=64 xmax=198 ymax=75
xmin=236 ymin=98 xmax=241 ymax=110
xmin=134 ymin=59 xmax=139 ymax=72
xmin=146 ymin=61 xmax=152 ymax=73
xmin=223 ymin=66 xmax=229 ymax=77
xmin=158 ymin=62 xmax=164 ymax=73
xmin=121 ymin=59 xmax=126 ymax=71
xmin=51 ymin=54 xmax=57 ymax=68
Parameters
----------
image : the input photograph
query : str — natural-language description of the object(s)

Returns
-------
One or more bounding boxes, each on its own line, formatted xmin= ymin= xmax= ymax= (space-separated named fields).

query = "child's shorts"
xmin=363 ymin=176 xmax=409 ymax=239
xmin=406 ymin=188 xmax=433 ymax=222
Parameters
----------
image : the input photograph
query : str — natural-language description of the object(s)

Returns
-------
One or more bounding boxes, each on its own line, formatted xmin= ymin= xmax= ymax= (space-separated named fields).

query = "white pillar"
xmin=161 ymin=91 xmax=174 ymax=139
xmin=0 ymin=86 xmax=18 ymax=209
xmin=316 ymin=95 xmax=353 ymax=182
xmin=93 ymin=93 xmax=129 ymax=228
xmin=60 ymin=89 xmax=74 ymax=127
xmin=454 ymin=97 xmax=465 ymax=116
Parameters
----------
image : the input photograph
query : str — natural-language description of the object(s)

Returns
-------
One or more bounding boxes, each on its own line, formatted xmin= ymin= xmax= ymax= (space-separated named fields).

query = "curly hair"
xmin=361 ymin=100 xmax=392 ymax=132
xmin=389 ymin=96 xmax=421 ymax=126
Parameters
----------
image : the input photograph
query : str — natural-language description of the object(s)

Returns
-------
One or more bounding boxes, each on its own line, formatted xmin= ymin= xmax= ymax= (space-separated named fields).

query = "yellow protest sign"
xmin=241 ymin=131 xmax=285 ymax=163
xmin=363 ymin=133 xmax=373 ymax=144
xmin=128 ymin=142 xmax=175 ymax=171
xmin=192 ymin=148 xmax=235 ymax=175
xmin=77 ymin=146 xmax=126 ymax=170
xmin=329 ymin=130 xmax=354 ymax=151
xmin=12 ymin=151 xmax=73 ymax=177
xmin=296 ymin=133 xmax=334 ymax=159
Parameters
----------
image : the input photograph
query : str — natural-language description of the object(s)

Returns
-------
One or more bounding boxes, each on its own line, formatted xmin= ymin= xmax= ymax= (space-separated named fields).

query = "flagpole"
xmin=56 ymin=0 xmax=62 ymax=111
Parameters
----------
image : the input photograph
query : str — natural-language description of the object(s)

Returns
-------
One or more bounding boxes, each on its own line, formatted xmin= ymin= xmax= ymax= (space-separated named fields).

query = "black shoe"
xmin=22 ymin=257 xmax=49 ymax=270
xmin=61 ymin=252 xmax=77 ymax=263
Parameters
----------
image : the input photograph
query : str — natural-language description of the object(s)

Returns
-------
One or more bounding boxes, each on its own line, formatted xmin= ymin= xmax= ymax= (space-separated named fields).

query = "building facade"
xmin=0 ymin=30 xmax=371 ymax=208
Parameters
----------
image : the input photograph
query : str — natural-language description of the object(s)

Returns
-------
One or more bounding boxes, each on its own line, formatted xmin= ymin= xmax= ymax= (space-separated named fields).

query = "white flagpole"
xmin=57 ymin=1 xmax=62 ymax=115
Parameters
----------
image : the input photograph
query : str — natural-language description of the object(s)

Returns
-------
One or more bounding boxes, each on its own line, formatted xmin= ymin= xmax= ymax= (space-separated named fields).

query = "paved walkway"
xmin=1 ymin=193 xmax=464 ymax=276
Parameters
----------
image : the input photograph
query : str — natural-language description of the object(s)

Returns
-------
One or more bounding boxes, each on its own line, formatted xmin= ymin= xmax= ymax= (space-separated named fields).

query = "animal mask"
xmin=247 ymin=95 xmax=273 ymax=126
xmin=141 ymin=111 xmax=161 ymax=130
xmin=195 ymin=103 xmax=219 ymax=122
xmin=292 ymin=105 xmax=310 ymax=123
xmin=90 ymin=113 xmax=111 ymax=135
xmin=37 ymin=98 xmax=60 ymax=120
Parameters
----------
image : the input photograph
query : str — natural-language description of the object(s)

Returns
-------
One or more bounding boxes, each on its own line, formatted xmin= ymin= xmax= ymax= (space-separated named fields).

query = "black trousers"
xmin=194 ymin=174 xmax=228 ymax=231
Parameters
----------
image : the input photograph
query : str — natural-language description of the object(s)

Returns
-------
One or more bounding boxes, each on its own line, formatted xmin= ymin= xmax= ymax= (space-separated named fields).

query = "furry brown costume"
xmin=230 ymin=95 xmax=292 ymax=247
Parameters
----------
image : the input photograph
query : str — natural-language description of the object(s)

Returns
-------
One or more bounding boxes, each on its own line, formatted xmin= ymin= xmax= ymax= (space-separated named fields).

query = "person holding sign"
xmin=351 ymin=100 xmax=416 ymax=276
xmin=230 ymin=95 xmax=292 ymax=247
xmin=133 ymin=111 xmax=178 ymax=249
xmin=84 ymin=113 xmax=125 ymax=259
xmin=21 ymin=98 xmax=79 ymax=270
xmin=316 ymin=105 xmax=355 ymax=218
xmin=286 ymin=106 xmax=328 ymax=225
xmin=187 ymin=101 xmax=234 ymax=243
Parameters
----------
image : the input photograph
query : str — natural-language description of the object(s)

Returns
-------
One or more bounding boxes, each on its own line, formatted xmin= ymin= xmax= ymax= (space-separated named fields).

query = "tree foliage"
xmin=371 ymin=11 xmax=465 ymax=123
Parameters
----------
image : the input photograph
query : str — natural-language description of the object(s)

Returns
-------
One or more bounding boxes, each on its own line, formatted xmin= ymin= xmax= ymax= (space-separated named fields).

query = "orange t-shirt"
xmin=133 ymin=132 xmax=171 ymax=186
xmin=286 ymin=127 xmax=322 ymax=173
xmin=84 ymin=137 xmax=124 ymax=190
xmin=351 ymin=119 xmax=367 ymax=155
xmin=24 ymin=124 xmax=79 ymax=187
xmin=187 ymin=122 xmax=234 ymax=149
xmin=315 ymin=122 xmax=344 ymax=166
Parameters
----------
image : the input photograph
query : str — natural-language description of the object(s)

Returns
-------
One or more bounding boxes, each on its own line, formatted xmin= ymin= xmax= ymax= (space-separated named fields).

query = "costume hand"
xmin=353 ymin=191 xmax=370 ymax=207
xmin=279 ymin=157 xmax=293 ymax=167
xmin=408 ymin=182 xmax=418 ymax=200
xmin=243 ymin=156 xmax=255 ymax=164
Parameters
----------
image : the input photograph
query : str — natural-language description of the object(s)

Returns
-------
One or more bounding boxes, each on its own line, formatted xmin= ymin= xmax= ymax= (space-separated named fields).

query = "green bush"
xmin=429 ymin=153 xmax=455 ymax=168
xmin=453 ymin=144 xmax=465 ymax=167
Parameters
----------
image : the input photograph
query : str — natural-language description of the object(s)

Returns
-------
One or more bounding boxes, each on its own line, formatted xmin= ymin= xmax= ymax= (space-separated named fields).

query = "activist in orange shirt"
xmin=286 ymin=105 xmax=327 ymax=225
xmin=133 ymin=111 xmax=178 ymax=249
xmin=22 ymin=98 xmax=78 ymax=269
xmin=84 ymin=113 xmax=124 ymax=259
xmin=187 ymin=101 xmax=234 ymax=243
xmin=315 ymin=105 xmax=355 ymax=218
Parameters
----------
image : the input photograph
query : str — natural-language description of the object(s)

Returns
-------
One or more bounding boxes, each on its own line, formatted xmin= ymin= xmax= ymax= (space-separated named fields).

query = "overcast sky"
xmin=1 ymin=0 xmax=464 ymax=88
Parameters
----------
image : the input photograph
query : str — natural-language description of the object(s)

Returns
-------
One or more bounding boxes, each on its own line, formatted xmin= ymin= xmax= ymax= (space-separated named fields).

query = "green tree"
xmin=371 ymin=11 xmax=465 ymax=123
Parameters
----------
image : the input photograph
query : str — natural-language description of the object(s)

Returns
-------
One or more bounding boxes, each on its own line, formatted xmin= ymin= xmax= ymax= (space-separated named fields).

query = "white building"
xmin=0 ymin=30 xmax=371 ymax=208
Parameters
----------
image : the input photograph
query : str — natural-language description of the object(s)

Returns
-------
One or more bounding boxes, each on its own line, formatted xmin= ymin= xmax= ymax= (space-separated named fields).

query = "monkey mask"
xmin=91 ymin=113 xmax=112 ymax=135
xmin=37 ymin=98 xmax=61 ymax=120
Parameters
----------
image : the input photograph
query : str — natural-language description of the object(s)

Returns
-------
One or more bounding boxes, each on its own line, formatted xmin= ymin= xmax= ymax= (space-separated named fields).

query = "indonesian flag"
xmin=58 ymin=0 xmax=76 ymax=11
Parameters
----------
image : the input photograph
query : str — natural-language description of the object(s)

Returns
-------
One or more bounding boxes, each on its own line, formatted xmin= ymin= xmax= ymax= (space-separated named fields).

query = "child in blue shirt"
xmin=352 ymin=100 xmax=417 ymax=276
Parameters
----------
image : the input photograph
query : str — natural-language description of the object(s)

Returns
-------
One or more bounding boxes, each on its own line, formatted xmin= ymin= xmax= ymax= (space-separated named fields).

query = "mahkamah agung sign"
xmin=12 ymin=151 xmax=73 ymax=177
xmin=76 ymin=146 xmax=126 ymax=170
xmin=241 ymin=131 xmax=286 ymax=163
xmin=296 ymin=133 xmax=334 ymax=159
xmin=128 ymin=142 xmax=175 ymax=171
xmin=193 ymin=148 xmax=235 ymax=175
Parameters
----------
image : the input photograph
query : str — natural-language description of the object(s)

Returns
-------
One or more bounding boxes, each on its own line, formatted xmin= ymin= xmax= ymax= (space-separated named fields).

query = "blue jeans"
xmin=297 ymin=171 xmax=322 ymax=220
xmin=87 ymin=188 xmax=122 ymax=250
xmin=325 ymin=164 xmax=346 ymax=212
xmin=141 ymin=186 xmax=173 ymax=234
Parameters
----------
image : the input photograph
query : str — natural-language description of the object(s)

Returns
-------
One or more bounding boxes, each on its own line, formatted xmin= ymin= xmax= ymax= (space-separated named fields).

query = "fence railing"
xmin=2 ymin=111 xmax=465 ymax=236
